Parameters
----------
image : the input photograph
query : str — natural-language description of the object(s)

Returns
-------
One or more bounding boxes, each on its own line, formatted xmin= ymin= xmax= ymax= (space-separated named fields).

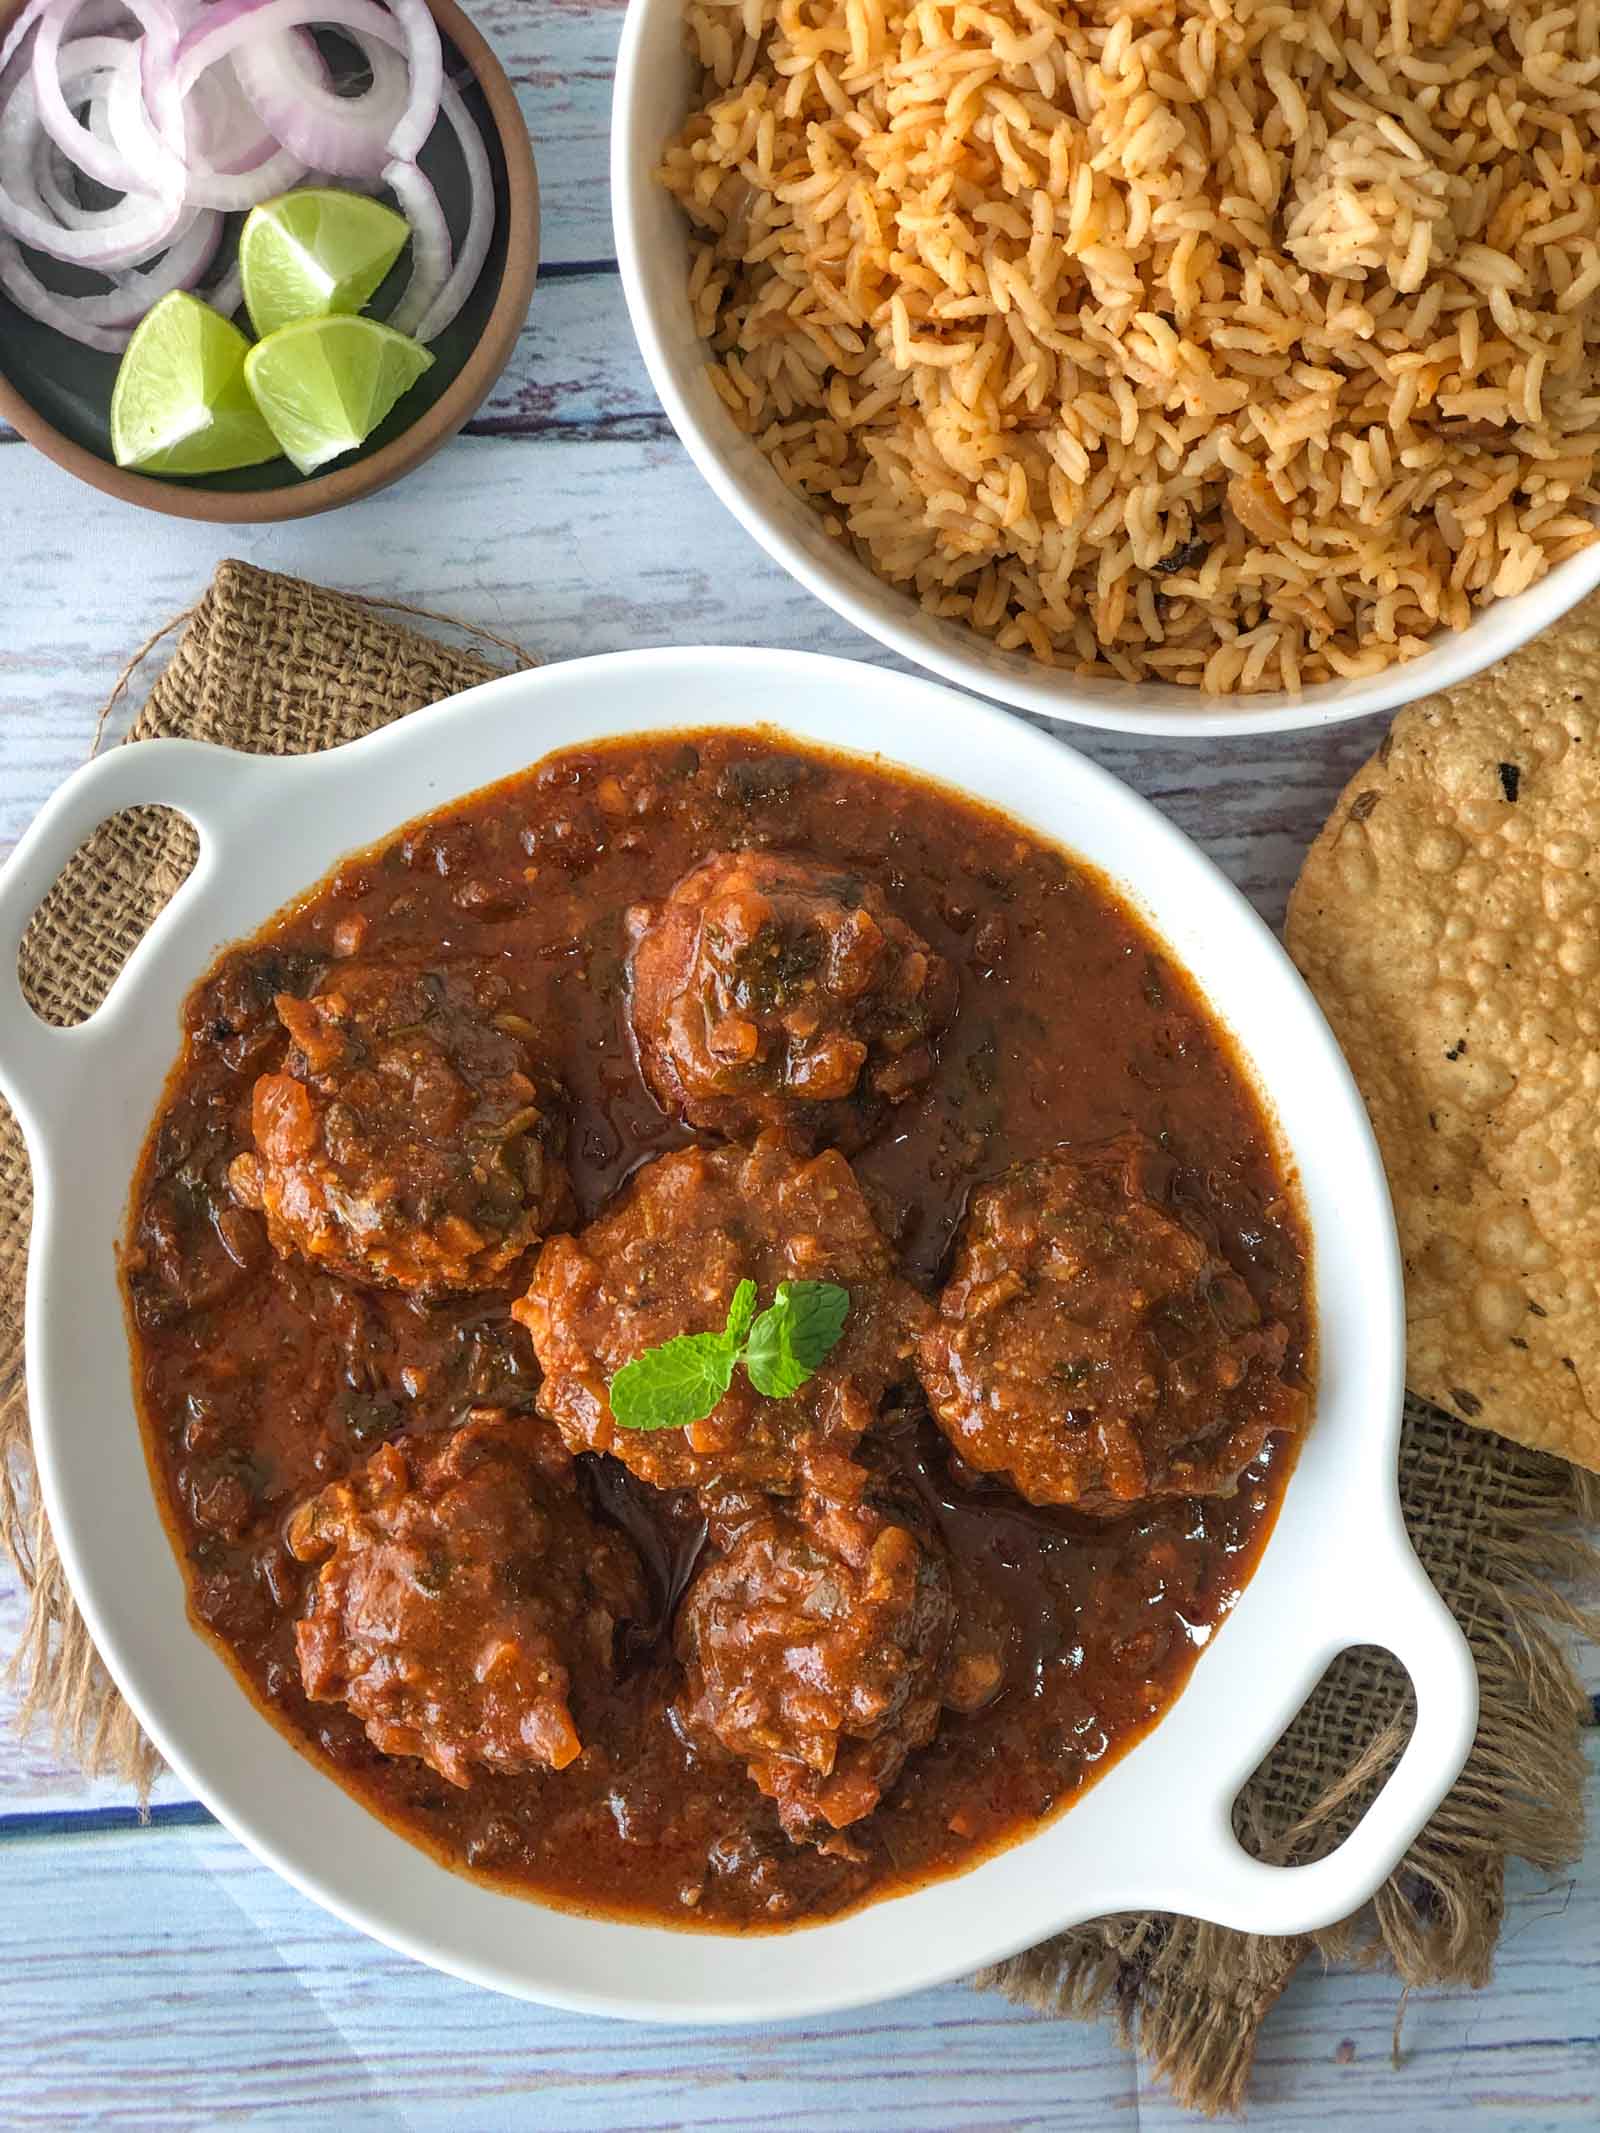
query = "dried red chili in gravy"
xmin=123 ymin=729 xmax=1311 ymax=1930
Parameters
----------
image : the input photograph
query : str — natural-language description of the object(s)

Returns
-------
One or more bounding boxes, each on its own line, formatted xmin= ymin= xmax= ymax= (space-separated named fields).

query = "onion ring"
xmin=0 ymin=200 xmax=219 ymax=341
xmin=112 ymin=33 xmax=302 ymax=208
xmin=413 ymin=78 xmax=489 ymax=343
xmin=377 ymin=0 xmax=438 ymax=163
xmin=383 ymin=149 xmax=447 ymax=334
xmin=33 ymin=0 xmax=179 ymax=194
xmin=233 ymin=19 xmax=407 ymax=180
xmin=0 ymin=0 xmax=497 ymax=352
xmin=0 ymin=232 xmax=132 ymax=345
xmin=0 ymin=51 xmax=183 ymax=265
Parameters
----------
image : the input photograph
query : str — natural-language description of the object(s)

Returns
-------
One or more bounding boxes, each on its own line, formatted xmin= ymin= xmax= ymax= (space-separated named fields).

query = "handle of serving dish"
xmin=1154 ymin=1533 xmax=1478 ymax=1936
xmin=0 ymin=740 xmax=269 ymax=1130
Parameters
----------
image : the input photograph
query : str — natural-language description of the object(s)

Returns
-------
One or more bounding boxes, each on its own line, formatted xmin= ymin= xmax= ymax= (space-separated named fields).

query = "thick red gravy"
xmin=124 ymin=728 xmax=1309 ymax=1931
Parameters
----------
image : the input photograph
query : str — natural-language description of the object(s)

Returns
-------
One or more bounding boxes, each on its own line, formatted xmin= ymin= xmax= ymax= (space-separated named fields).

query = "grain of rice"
xmin=660 ymin=0 xmax=1600 ymax=694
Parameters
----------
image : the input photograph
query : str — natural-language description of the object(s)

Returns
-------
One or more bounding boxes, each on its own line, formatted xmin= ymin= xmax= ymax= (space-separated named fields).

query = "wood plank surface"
xmin=0 ymin=1776 xmax=1594 ymax=2133
xmin=0 ymin=432 xmax=1383 ymax=920
xmin=471 ymin=0 xmax=629 ymax=267
xmin=0 ymin=417 xmax=1594 ymax=2114
xmin=1 ymin=0 xmax=1596 ymax=2121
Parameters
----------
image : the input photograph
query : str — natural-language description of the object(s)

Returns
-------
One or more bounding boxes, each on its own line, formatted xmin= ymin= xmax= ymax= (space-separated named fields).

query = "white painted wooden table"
xmin=0 ymin=5 xmax=1595 ymax=2126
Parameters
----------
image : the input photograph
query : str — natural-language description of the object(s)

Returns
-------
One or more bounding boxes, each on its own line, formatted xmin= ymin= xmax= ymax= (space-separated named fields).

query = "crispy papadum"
xmin=1287 ymin=596 xmax=1600 ymax=1469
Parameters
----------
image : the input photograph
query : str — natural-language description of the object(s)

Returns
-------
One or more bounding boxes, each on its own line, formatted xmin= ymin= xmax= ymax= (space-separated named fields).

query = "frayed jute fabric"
xmin=1 ymin=562 xmax=1594 ymax=2113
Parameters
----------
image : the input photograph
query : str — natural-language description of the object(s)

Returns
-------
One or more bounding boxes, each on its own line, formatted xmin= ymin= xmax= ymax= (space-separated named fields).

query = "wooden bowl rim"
xmin=0 ymin=0 xmax=539 ymax=524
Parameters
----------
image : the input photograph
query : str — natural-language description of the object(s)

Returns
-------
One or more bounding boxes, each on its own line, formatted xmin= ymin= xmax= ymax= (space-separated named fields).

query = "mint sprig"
xmin=608 ymin=1278 xmax=850 ymax=1433
xmin=745 ymin=1279 xmax=850 ymax=1398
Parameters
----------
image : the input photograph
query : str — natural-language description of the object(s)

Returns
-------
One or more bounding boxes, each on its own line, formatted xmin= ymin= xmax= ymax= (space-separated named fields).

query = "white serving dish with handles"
xmin=610 ymin=0 xmax=1600 ymax=739
xmin=0 ymin=647 xmax=1476 ymax=2018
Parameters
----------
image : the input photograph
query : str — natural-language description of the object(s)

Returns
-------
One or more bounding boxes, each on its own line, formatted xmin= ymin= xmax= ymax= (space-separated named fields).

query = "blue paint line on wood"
xmin=1441 ymin=2031 xmax=1600 ymax=2058
xmin=0 ymin=1799 xmax=216 ymax=1842
xmin=536 ymin=259 xmax=621 ymax=280
xmin=466 ymin=411 xmax=674 ymax=441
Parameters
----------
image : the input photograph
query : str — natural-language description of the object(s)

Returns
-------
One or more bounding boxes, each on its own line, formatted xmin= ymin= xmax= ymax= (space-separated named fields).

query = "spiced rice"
xmin=661 ymin=0 xmax=1600 ymax=693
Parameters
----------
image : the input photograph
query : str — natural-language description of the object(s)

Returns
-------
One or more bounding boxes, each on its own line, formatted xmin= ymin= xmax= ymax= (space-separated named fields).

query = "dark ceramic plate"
xmin=0 ymin=0 xmax=538 ymax=520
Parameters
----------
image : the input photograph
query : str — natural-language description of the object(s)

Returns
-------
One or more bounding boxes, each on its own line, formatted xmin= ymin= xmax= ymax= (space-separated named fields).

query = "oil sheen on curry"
xmin=124 ymin=729 xmax=1312 ymax=1930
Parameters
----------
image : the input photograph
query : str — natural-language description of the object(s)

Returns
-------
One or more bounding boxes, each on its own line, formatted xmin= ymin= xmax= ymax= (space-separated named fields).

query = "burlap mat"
xmin=2 ymin=562 xmax=1595 ymax=2112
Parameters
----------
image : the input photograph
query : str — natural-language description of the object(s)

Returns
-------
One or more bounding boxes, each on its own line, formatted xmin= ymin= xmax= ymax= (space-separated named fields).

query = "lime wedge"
xmin=240 ymin=188 xmax=411 ymax=340
xmin=243 ymin=315 xmax=434 ymax=478
xmin=109 ymin=292 xmax=281 ymax=476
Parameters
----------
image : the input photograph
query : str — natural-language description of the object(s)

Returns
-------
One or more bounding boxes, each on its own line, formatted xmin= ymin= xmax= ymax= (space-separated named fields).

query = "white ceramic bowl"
xmin=0 ymin=648 xmax=1476 ymax=2017
xmin=610 ymin=2 xmax=1600 ymax=739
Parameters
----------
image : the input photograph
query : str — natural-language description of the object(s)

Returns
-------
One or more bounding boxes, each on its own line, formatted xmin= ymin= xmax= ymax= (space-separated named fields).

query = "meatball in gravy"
xmin=229 ymin=961 xmax=573 ymax=1295
xmin=674 ymin=1491 xmax=954 ymax=1845
xmin=513 ymin=1133 xmax=928 ymax=1494
xmin=918 ymin=1135 xmax=1304 ymax=1514
xmin=287 ymin=1410 xmax=645 ymax=1788
xmin=626 ymin=850 xmax=954 ymax=1149
xmin=128 ymin=728 xmax=1313 ymax=1931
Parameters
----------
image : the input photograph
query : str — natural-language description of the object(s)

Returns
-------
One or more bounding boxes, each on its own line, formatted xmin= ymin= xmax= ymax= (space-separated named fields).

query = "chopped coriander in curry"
xmin=123 ymin=729 xmax=1311 ymax=1930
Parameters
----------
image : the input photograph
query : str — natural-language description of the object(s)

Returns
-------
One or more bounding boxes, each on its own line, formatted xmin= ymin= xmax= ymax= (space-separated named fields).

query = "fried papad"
xmin=1287 ymin=596 xmax=1600 ymax=1470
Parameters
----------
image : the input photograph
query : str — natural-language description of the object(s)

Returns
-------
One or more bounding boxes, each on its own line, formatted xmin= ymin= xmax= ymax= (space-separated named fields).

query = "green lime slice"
xmin=243 ymin=314 xmax=434 ymax=477
xmin=109 ymin=291 xmax=281 ymax=477
xmin=240 ymin=188 xmax=411 ymax=339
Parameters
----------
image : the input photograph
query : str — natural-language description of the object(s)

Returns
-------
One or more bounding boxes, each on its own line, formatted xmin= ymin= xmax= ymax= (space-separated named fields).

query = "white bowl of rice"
xmin=612 ymin=0 xmax=1600 ymax=736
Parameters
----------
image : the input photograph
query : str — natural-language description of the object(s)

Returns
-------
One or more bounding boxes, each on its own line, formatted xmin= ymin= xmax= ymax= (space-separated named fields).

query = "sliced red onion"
xmin=180 ymin=60 xmax=236 ymax=165
xmin=31 ymin=112 xmax=124 ymax=225
xmin=34 ymin=0 xmax=179 ymax=194
xmin=0 ymin=51 xmax=183 ymax=264
xmin=123 ymin=197 xmax=217 ymax=284
xmin=108 ymin=197 xmax=218 ymax=296
xmin=233 ymin=21 xmax=406 ymax=180
xmin=63 ymin=0 xmax=143 ymax=33
xmin=189 ymin=50 xmax=305 ymax=174
xmin=135 ymin=0 xmax=185 ymax=157
xmin=85 ymin=59 xmax=119 ymax=148
xmin=378 ymin=0 xmax=438 ymax=163
xmin=204 ymin=255 xmax=241 ymax=317
xmin=0 ymin=200 xmax=214 ymax=342
xmin=0 ymin=0 xmax=500 ymax=356
xmin=0 ymin=231 xmax=131 ymax=345
xmin=413 ymin=79 xmax=487 ymax=343
xmin=192 ymin=0 xmax=439 ymax=161
xmin=108 ymin=34 xmax=302 ymax=209
xmin=47 ymin=36 xmax=167 ymax=210
xmin=32 ymin=129 xmax=79 ymax=222
xmin=173 ymin=0 xmax=409 ymax=96
xmin=56 ymin=32 xmax=140 ymax=85
xmin=383 ymin=152 xmax=446 ymax=334
xmin=2 ymin=197 xmax=218 ymax=335
xmin=7 ymin=243 xmax=241 ymax=349
xmin=0 ymin=0 xmax=54 ymax=78
xmin=316 ymin=27 xmax=494 ymax=342
xmin=66 ymin=37 xmax=183 ymax=211
xmin=172 ymin=0 xmax=410 ymax=206
xmin=101 ymin=37 xmax=192 ymax=194
xmin=176 ymin=136 xmax=303 ymax=210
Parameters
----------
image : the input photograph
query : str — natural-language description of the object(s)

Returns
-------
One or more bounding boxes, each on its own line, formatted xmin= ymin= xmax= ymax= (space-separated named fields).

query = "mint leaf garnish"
xmin=722 ymin=1277 xmax=758 ymax=1351
xmin=745 ymin=1281 xmax=850 ymax=1398
xmin=607 ymin=1277 xmax=851 ymax=1431
xmin=609 ymin=1330 xmax=738 ymax=1433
